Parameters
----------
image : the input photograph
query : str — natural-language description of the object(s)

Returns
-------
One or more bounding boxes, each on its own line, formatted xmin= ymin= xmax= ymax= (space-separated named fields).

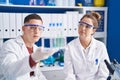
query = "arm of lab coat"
xmin=1 ymin=41 xmax=33 ymax=78
xmin=96 ymin=60 xmax=109 ymax=80
xmin=64 ymin=46 xmax=76 ymax=80
xmin=96 ymin=45 xmax=110 ymax=80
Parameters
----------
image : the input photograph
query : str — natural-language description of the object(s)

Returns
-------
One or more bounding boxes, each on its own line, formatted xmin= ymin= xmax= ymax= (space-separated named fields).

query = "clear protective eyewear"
xmin=24 ymin=24 xmax=45 ymax=30
xmin=78 ymin=21 xmax=95 ymax=29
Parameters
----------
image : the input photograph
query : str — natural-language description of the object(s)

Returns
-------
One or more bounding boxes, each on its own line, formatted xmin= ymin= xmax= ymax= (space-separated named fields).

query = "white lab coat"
xmin=64 ymin=37 xmax=110 ymax=80
xmin=0 ymin=36 xmax=47 ymax=80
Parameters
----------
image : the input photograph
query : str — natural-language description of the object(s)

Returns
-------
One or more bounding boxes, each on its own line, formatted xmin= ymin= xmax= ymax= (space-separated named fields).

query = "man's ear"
xmin=22 ymin=26 xmax=25 ymax=31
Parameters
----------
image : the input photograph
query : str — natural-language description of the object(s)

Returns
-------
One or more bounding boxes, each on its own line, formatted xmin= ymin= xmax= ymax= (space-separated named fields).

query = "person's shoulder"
xmin=3 ymin=38 xmax=16 ymax=44
xmin=2 ymin=37 xmax=21 ymax=49
xmin=0 ymin=39 xmax=16 ymax=51
xmin=67 ymin=37 xmax=78 ymax=45
xmin=4 ymin=36 xmax=23 ymax=45
xmin=94 ymin=38 xmax=106 ymax=47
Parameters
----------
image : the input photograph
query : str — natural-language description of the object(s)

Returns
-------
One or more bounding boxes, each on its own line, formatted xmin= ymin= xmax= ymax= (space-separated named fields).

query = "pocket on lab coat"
xmin=73 ymin=61 xmax=83 ymax=74
xmin=87 ymin=59 xmax=99 ymax=73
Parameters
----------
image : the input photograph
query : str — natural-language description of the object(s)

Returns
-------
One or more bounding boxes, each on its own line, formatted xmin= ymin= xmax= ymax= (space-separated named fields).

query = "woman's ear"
xmin=93 ymin=29 xmax=96 ymax=33
xmin=92 ymin=29 xmax=97 ymax=35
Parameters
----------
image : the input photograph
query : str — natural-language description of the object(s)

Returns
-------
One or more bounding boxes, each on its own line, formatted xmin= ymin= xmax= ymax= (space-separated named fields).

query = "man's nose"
xmin=34 ymin=27 xmax=41 ymax=32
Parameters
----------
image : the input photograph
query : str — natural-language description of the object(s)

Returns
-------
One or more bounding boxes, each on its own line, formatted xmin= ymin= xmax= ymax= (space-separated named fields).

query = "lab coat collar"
xmin=78 ymin=36 xmax=95 ymax=49
xmin=15 ymin=35 xmax=25 ymax=46
xmin=15 ymin=35 xmax=38 ymax=52
xmin=14 ymin=36 xmax=30 ymax=57
xmin=90 ymin=37 xmax=97 ymax=49
xmin=76 ymin=37 xmax=97 ymax=59
xmin=87 ymin=37 xmax=97 ymax=58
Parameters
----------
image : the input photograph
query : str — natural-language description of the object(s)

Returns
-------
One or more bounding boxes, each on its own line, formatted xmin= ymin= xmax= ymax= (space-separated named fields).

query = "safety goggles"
xmin=78 ymin=21 xmax=95 ymax=29
xmin=24 ymin=24 xmax=45 ymax=30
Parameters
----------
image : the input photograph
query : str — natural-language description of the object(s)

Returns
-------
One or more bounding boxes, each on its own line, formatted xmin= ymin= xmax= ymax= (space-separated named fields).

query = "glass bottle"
xmin=39 ymin=0 xmax=45 ymax=6
xmin=29 ymin=0 xmax=36 ymax=5
xmin=94 ymin=0 xmax=105 ymax=7
xmin=84 ymin=0 xmax=94 ymax=6
xmin=47 ymin=0 xmax=56 ymax=6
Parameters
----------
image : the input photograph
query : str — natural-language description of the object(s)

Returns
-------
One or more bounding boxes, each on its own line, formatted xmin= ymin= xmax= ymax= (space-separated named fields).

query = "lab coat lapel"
xmin=75 ymin=38 xmax=86 ymax=60
xmin=87 ymin=38 xmax=96 ymax=59
xmin=15 ymin=36 xmax=30 ymax=56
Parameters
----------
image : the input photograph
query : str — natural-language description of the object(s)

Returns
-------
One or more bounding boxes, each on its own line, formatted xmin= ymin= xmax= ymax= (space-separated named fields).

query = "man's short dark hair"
xmin=24 ymin=13 xmax=43 ymax=23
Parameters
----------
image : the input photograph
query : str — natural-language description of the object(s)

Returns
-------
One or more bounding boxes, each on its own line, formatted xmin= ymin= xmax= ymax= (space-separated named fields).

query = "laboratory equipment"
xmin=84 ymin=0 xmax=94 ymax=6
xmin=41 ymin=55 xmax=55 ymax=66
xmin=104 ymin=59 xmax=120 ymax=80
xmin=53 ymin=49 xmax=65 ymax=66
xmin=42 ymin=48 xmax=65 ymax=66
xmin=94 ymin=0 xmax=105 ymax=7
xmin=41 ymin=47 xmax=57 ymax=66
xmin=29 ymin=0 xmax=36 ymax=5
xmin=47 ymin=0 xmax=56 ymax=6
xmin=39 ymin=0 xmax=45 ymax=6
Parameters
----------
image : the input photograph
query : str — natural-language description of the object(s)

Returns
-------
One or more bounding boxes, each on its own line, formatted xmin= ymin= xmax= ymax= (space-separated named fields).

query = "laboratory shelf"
xmin=0 ymin=5 xmax=108 ymax=43
xmin=0 ymin=4 xmax=106 ymax=13
xmin=0 ymin=4 xmax=83 ymax=13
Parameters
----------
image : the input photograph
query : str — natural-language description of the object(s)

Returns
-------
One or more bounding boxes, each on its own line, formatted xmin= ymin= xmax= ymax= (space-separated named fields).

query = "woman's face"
xmin=22 ymin=19 xmax=43 ymax=43
xmin=78 ymin=17 xmax=96 ymax=38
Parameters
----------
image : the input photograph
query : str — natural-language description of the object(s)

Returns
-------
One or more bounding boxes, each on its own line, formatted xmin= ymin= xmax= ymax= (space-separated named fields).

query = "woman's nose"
xmin=81 ymin=25 xmax=86 ymax=30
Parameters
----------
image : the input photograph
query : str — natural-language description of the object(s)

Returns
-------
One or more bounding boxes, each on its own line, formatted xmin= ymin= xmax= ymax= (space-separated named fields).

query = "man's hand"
xmin=31 ymin=47 xmax=56 ymax=62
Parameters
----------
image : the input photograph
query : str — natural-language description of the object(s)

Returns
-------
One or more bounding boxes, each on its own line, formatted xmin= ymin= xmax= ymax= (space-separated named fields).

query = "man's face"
xmin=22 ymin=19 xmax=44 ymax=43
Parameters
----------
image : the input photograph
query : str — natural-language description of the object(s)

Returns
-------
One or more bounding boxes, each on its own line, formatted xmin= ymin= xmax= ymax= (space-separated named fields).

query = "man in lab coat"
xmin=0 ymin=13 xmax=55 ymax=80
xmin=64 ymin=11 xmax=110 ymax=80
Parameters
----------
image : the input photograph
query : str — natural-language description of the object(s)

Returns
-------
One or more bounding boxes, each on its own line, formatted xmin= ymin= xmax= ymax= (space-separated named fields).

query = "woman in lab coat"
xmin=0 ymin=14 xmax=54 ymax=80
xmin=64 ymin=11 xmax=110 ymax=80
